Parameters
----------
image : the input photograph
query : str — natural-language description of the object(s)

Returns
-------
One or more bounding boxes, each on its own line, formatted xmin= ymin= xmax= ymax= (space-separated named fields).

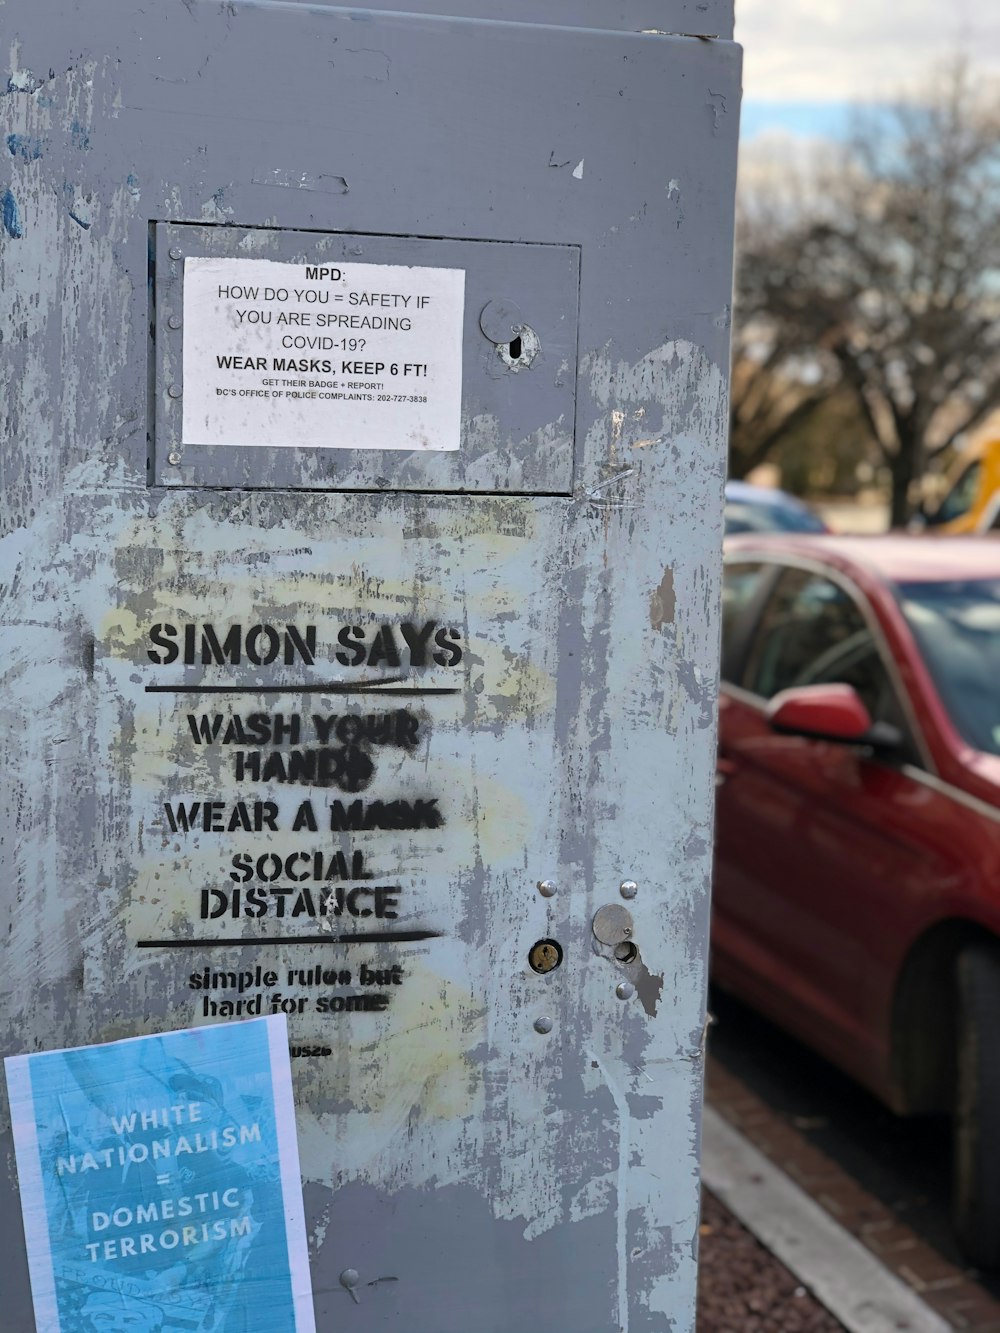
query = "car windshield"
xmin=898 ymin=578 xmax=1000 ymax=755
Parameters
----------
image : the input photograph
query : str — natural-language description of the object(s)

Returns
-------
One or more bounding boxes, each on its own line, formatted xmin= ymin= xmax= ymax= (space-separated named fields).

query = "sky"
xmin=735 ymin=0 xmax=1000 ymax=139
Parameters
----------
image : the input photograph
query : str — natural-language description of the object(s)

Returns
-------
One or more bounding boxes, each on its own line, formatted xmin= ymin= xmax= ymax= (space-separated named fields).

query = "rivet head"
xmin=167 ymin=314 xmax=182 ymax=330
xmin=167 ymin=383 xmax=183 ymax=399
xmin=620 ymin=880 xmax=638 ymax=899
xmin=339 ymin=1268 xmax=360 ymax=1290
xmin=616 ymin=982 xmax=635 ymax=1001
xmin=537 ymin=879 xmax=557 ymax=898
xmin=167 ymin=451 xmax=182 ymax=466
xmin=168 ymin=246 xmax=183 ymax=261
xmin=534 ymin=1015 xmax=554 ymax=1035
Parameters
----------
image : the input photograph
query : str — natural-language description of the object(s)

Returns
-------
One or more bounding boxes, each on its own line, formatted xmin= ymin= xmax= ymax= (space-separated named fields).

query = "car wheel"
xmin=954 ymin=942 xmax=1000 ymax=1270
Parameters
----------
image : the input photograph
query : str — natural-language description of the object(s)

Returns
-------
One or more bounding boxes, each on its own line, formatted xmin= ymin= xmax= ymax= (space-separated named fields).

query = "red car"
xmin=714 ymin=535 xmax=1000 ymax=1268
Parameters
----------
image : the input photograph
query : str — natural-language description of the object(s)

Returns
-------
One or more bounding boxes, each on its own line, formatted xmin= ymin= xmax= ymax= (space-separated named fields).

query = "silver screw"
xmin=534 ymin=1016 xmax=554 ymax=1035
xmin=168 ymin=246 xmax=183 ymax=261
xmin=167 ymin=451 xmax=182 ymax=466
xmin=616 ymin=982 xmax=635 ymax=1001
xmin=167 ymin=383 xmax=182 ymax=399
xmin=537 ymin=879 xmax=557 ymax=898
xmin=167 ymin=314 xmax=182 ymax=330
xmin=620 ymin=880 xmax=638 ymax=899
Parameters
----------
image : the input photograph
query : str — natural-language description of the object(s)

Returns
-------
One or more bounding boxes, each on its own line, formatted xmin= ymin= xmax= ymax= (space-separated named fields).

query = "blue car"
xmin=724 ymin=481 xmax=829 ymax=535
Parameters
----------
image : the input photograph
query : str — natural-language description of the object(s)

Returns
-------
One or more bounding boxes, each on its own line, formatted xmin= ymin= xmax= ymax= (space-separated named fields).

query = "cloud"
xmin=736 ymin=0 xmax=1000 ymax=102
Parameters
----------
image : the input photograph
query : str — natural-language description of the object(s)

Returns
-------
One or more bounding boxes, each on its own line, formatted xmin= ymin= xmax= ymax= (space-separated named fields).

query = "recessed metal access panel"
xmin=152 ymin=224 xmax=580 ymax=493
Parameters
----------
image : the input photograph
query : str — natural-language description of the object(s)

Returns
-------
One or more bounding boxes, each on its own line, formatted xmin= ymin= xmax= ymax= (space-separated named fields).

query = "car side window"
xmin=742 ymin=567 xmax=918 ymax=759
xmin=743 ymin=569 xmax=865 ymax=699
xmin=721 ymin=562 xmax=768 ymax=681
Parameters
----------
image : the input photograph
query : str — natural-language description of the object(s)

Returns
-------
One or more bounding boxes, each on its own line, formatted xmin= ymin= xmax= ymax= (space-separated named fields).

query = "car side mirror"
xmin=766 ymin=683 xmax=873 ymax=743
xmin=766 ymin=684 xmax=904 ymax=753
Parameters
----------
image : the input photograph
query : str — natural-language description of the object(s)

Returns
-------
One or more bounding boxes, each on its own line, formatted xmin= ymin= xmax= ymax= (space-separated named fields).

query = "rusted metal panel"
xmin=0 ymin=4 xmax=739 ymax=1328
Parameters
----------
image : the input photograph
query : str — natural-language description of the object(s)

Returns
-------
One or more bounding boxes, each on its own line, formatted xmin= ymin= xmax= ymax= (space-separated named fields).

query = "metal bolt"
xmin=167 ymin=383 xmax=182 ymax=399
xmin=620 ymin=880 xmax=638 ymax=899
xmin=167 ymin=314 xmax=182 ymax=330
xmin=339 ymin=1269 xmax=360 ymax=1290
xmin=168 ymin=246 xmax=183 ymax=261
xmin=537 ymin=879 xmax=557 ymax=898
xmin=533 ymin=1015 xmax=554 ymax=1035
xmin=167 ymin=451 xmax=182 ymax=466
xmin=616 ymin=982 xmax=635 ymax=1001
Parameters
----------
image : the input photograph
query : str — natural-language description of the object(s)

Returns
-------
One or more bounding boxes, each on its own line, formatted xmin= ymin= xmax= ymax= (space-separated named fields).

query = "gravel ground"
xmin=697 ymin=1189 xmax=845 ymax=1332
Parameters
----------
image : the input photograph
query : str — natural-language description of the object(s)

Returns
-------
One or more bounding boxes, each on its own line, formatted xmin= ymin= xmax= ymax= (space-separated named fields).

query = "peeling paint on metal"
xmin=0 ymin=8 xmax=739 ymax=1328
xmin=651 ymin=568 xmax=676 ymax=630
xmin=1 ymin=186 xmax=22 ymax=236
xmin=634 ymin=962 xmax=665 ymax=1018
xmin=6 ymin=132 xmax=44 ymax=159
xmin=708 ymin=90 xmax=728 ymax=131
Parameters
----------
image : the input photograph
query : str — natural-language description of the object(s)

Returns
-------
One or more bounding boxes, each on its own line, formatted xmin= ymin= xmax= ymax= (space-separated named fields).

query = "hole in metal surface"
xmin=497 ymin=324 xmax=540 ymax=371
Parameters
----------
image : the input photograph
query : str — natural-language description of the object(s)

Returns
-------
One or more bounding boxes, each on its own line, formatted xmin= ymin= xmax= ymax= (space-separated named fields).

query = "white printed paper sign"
xmin=181 ymin=256 xmax=466 ymax=451
xmin=5 ymin=1016 xmax=316 ymax=1333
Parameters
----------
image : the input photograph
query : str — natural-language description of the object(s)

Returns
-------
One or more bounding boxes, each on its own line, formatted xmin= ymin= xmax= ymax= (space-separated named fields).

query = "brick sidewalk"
xmin=698 ymin=1188 xmax=846 ymax=1331
xmin=706 ymin=1061 xmax=1000 ymax=1331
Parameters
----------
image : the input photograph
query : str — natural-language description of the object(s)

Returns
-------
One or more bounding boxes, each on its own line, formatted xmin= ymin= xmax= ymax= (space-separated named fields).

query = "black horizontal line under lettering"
xmin=144 ymin=684 xmax=460 ymax=696
xmin=137 ymin=931 xmax=442 ymax=948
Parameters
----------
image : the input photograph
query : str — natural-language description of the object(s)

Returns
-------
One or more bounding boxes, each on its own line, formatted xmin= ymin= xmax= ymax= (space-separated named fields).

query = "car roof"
xmin=724 ymin=480 xmax=813 ymax=511
xmin=724 ymin=533 xmax=1000 ymax=584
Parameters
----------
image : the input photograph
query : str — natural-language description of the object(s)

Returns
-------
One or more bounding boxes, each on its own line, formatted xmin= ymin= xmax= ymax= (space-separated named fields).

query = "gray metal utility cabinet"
xmin=0 ymin=2 xmax=739 ymax=1328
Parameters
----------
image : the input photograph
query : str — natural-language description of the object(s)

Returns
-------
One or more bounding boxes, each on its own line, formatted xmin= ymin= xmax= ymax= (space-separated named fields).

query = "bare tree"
xmin=730 ymin=142 xmax=851 ymax=482
xmin=731 ymin=62 xmax=1000 ymax=524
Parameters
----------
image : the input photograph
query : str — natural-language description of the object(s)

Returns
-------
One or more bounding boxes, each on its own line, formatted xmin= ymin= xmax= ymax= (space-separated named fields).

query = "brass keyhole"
xmin=529 ymin=939 xmax=564 ymax=975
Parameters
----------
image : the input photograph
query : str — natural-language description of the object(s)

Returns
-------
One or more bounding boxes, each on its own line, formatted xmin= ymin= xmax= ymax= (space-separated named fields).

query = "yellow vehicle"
xmin=921 ymin=437 xmax=1000 ymax=533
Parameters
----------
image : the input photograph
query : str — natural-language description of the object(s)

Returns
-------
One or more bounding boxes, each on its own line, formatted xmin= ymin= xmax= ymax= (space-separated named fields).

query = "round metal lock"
xmin=592 ymin=903 xmax=634 ymax=947
xmin=479 ymin=298 xmax=525 ymax=345
xmin=528 ymin=939 xmax=563 ymax=975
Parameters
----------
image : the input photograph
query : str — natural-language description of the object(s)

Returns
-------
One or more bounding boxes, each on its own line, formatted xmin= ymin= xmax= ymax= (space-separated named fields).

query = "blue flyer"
xmin=4 ymin=1015 xmax=316 ymax=1333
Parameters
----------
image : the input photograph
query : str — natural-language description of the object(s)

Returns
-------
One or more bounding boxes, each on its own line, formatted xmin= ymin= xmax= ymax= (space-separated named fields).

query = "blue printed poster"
xmin=4 ymin=1015 xmax=316 ymax=1333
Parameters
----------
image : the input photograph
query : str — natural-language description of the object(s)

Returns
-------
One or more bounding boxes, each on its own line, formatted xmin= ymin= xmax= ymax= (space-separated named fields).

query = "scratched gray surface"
xmin=0 ymin=3 xmax=739 ymax=1329
xmin=272 ymin=0 xmax=734 ymax=38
